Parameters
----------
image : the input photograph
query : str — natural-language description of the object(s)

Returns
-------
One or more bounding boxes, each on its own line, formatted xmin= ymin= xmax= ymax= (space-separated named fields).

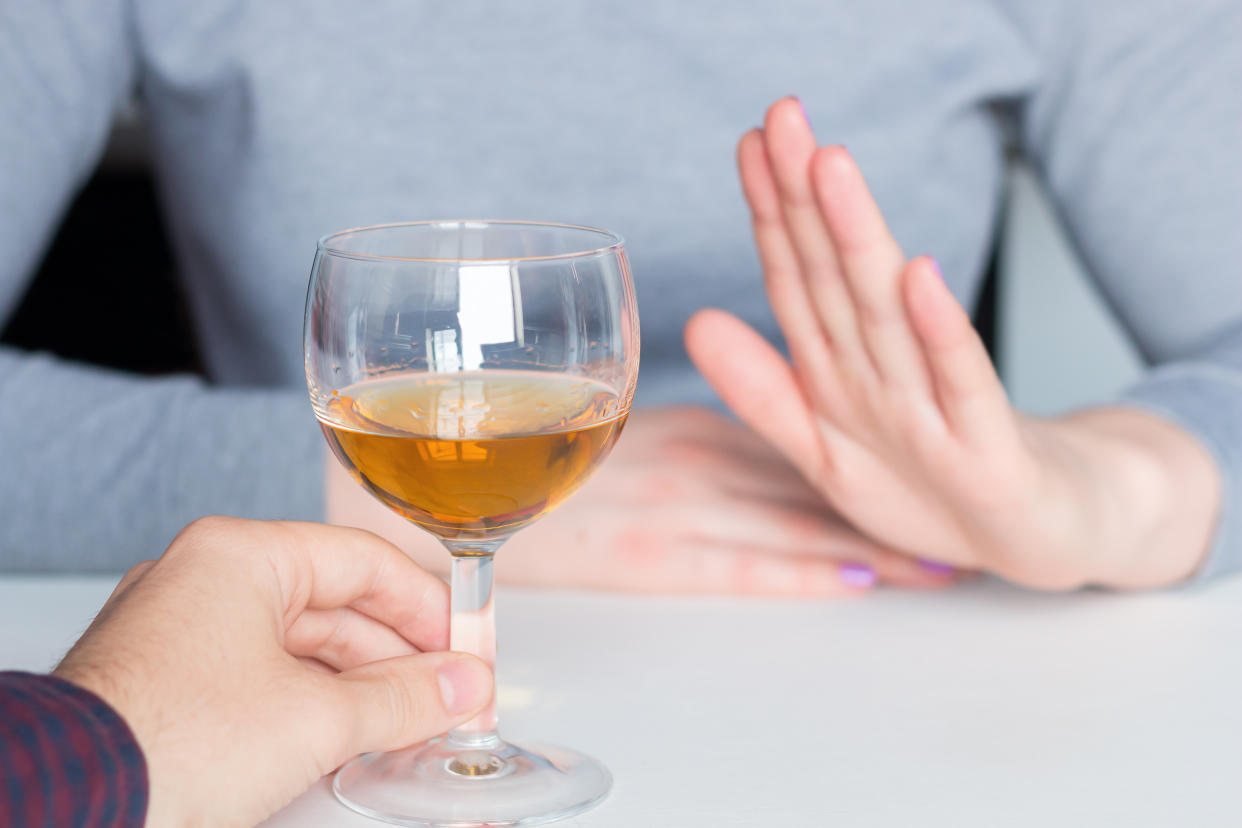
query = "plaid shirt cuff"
xmin=0 ymin=671 xmax=148 ymax=827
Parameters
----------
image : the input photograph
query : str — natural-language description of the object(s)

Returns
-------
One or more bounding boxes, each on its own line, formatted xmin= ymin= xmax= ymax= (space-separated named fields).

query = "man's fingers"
xmin=903 ymin=256 xmax=1010 ymax=442
xmin=298 ymin=656 xmax=336 ymax=674
xmin=685 ymin=308 xmax=828 ymax=485
xmin=810 ymin=146 xmax=930 ymax=394
xmin=253 ymin=521 xmax=451 ymax=653
xmin=328 ymin=652 xmax=492 ymax=760
xmin=286 ymin=607 xmax=420 ymax=672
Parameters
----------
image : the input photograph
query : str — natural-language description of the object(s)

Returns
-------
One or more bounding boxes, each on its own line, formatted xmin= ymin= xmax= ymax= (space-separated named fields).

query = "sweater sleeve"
xmin=0 ymin=0 xmax=134 ymax=310
xmin=0 ymin=2 xmax=325 ymax=571
xmin=0 ymin=352 xmax=326 ymax=571
xmin=1013 ymin=0 xmax=1242 ymax=580
xmin=0 ymin=672 xmax=147 ymax=827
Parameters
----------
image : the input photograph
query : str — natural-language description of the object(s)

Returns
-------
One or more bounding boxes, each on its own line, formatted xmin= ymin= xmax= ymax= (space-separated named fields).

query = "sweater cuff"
xmin=0 ymin=671 xmax=148 ymax=826
xmin=1118 ymin=364 xmax=1242 ymax=583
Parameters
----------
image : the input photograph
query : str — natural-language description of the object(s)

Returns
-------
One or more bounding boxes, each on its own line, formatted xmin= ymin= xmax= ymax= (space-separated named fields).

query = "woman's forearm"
xmin=1028 ymin=406 xmax=1221 ymax=589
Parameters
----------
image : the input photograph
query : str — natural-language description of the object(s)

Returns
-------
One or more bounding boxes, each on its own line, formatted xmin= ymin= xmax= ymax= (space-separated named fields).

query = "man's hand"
xmin=328 ymin=408 xmax=959 ymax=595
xmin=54 ymin=518 xmax=493 ymax=827
xmin=685 ymin=97 xmax=1220 ymax=590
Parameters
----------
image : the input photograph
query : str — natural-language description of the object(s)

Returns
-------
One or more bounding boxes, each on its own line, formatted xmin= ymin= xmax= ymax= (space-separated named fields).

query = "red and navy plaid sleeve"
xmin=0 ymin=671 xmax=147 ymax=827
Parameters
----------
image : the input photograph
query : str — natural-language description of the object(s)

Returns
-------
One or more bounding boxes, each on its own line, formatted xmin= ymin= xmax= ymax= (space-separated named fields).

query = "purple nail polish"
xmin=918 ymin=558 xmax=956 ymax=576
xmin=929 ymin=258 xmax=943 ymax=280
xmin=839 ymin=562 xmax=876 ymax=589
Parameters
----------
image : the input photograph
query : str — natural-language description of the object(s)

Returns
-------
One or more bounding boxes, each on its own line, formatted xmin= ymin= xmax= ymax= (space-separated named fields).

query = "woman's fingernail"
xmin=929 ymin=257 xmax=943 ymax=280
xmin=918 ymin=558 xmax=956 ymax=576
xmin=437 ymin=658 xmax=491 ymax=715
xmin=839 ymin=562 xmax=876 ymax=589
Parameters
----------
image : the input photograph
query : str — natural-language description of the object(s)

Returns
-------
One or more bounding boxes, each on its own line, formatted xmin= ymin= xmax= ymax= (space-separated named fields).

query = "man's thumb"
xmin=331 ymin=652 xmax=493 ymax=757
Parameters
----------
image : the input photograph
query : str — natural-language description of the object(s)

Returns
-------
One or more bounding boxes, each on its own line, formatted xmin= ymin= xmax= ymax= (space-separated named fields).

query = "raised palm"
xmin=688 ymin=99 xmax=1101 ymax=590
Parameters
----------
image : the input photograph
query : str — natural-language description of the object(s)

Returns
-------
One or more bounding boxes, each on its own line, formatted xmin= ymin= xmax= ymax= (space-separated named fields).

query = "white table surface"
xmin=2 ymin=574 xmax=1240 ymax=827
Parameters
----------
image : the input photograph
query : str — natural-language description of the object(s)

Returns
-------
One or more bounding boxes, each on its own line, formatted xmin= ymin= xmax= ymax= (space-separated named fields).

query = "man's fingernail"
xmin=918 ymin=558 xmax=956 ymax=576
xmin=839 ymin=562 xmax=876 ymax=589
xmin=437 ymin=658 xmax=491 ymax=715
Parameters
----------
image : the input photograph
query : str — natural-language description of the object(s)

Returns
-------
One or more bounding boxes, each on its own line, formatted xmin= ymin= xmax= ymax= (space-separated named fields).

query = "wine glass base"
xmin=332 ymin=737 xmax=612 ymax=827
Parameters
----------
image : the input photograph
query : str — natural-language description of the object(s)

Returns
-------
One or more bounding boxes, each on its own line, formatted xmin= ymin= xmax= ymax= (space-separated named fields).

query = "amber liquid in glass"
xmin=318 ymin=371 xmax=627 ymax=542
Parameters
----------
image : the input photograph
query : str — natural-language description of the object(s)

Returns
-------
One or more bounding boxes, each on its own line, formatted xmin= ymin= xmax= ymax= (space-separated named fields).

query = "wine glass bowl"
xmin=318 ymin=372 xmax=628 ymax=543
xmin=304 ymin=220 xmax=638 ymax=826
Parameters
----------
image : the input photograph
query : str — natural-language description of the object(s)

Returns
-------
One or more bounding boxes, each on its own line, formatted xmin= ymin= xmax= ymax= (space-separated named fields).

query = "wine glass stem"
xmin=445 ymin=547 xmax=502 ymax=750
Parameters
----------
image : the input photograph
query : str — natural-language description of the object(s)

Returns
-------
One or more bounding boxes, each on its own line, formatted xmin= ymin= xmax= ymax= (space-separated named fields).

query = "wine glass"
xmin=304 ymin=220 xmax=639 ymax=826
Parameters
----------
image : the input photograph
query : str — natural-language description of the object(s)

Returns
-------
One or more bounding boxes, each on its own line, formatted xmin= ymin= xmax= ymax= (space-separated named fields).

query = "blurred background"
xmin=0 ymin=106 xmax=1144 ymax=414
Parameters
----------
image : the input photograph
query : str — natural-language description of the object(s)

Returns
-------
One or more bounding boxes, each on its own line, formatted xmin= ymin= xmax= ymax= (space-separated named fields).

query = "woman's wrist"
xmin=1026 ymin=406 xmax=1221 ymax=589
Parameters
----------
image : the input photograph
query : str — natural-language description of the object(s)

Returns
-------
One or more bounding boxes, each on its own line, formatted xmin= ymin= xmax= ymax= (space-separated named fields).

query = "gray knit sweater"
xmin=1 ymin=0 xmax=1238 ymax=576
